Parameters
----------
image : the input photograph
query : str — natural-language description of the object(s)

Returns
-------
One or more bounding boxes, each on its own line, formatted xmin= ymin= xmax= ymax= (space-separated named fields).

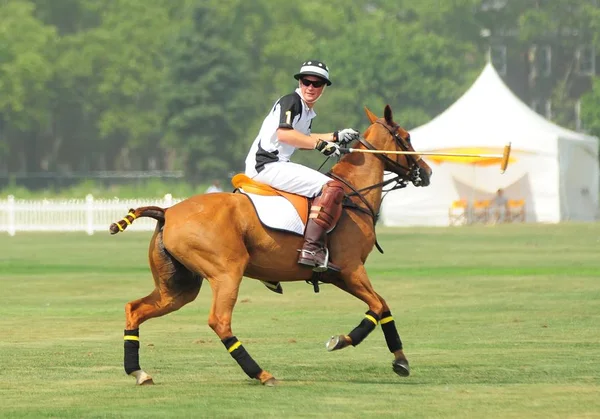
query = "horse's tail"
xmin=109 ymin=206 xmax=165 ymax=235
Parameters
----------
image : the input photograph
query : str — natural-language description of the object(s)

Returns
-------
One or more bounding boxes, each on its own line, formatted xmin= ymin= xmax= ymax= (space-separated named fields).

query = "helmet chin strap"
xmin=299 ymin=82 xmax=326 ymax=104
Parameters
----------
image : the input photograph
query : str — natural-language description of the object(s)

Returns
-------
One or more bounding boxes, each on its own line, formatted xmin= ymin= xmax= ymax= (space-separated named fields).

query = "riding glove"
xmin=333 ymin=128 xmax=360 ymax=145
xmin=315 ymin=139 xmax=341 ymax=157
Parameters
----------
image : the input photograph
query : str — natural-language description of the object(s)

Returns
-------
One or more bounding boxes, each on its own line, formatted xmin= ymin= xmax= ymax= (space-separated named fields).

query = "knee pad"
xmin=311 ymin=180 xmax=345 ymax=230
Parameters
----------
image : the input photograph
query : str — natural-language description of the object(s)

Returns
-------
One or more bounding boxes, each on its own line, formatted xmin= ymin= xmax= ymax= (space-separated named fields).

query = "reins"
xmin=328 ymin=170 xmax=401 ymax=254
xmin=322 ymin=122 xmax=420 ymax=254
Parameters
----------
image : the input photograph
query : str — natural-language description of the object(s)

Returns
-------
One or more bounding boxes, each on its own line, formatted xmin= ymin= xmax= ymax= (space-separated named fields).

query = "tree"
xmin=164 ymin=2 xmax=256 ymax=180
xmin=516 ymin=0 xmax=600 ymax=130
xmin=0 ymin=0 xmax=56 ymax=173
xmin=296 ymin=1 xmax=482 ymax=141
xmin=579 ymin=3 xmax=600 ymax=137
xmin=51 ymin=0 xmax=182 ymax=171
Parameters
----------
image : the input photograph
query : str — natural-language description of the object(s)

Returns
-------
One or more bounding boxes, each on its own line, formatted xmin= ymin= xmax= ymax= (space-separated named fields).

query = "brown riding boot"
xmin=298 ymin=220 xmax=335 ymax=272
xmin=298 ymin=180 xmax=345 ymax=272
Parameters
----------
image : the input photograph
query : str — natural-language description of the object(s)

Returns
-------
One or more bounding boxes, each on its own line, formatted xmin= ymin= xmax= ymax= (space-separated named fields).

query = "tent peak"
xmin=411 ymin=62 xmax=597 ymax=148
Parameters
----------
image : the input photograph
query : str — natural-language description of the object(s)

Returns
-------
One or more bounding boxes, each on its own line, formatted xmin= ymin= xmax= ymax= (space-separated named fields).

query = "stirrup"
xmin=298 ymin=248 xmax=331 ymax=273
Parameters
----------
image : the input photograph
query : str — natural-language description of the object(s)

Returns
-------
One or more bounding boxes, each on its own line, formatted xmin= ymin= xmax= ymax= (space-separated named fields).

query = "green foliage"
xmin=0 ymin=0 xmax=56 ymax=171
xmin=164 ymin=2 xmax=255 ymax=180
xmin=518 ymin=0 xmax=598 ymax=43
xmin=1 ymin=0 xmax=599 ymax=186
xmin=579 ymin=4 xmax=600 ymax=136
xmin=581 ymin=78 xmax=600 ymax=137
xmin=549 ymin=80 xmax=578 ymax=130
xmin=0 ymin=1 xmax=56 ymax=126
xmin=49 ymin=0 xmax=180 ymax=171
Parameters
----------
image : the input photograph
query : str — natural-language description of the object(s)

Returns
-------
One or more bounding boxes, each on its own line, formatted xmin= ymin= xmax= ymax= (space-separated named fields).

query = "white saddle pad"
xmin=240 ymin=189 xmax=305 ymax=236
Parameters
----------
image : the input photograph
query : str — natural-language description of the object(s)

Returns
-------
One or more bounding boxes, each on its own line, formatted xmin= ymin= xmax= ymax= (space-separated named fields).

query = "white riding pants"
xmin=252 ymin=161 xmax=330 ymax=197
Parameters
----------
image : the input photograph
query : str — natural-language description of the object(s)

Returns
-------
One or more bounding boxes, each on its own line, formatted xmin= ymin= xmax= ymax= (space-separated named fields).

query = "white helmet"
xmin=293 ymin=60 xmax=332 ymax=86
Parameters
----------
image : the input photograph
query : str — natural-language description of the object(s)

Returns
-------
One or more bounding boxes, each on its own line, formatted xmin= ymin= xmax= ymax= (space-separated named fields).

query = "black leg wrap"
xmin=124 ymin=329 xmax=141 ymax=374
xmin=381 ymin=311 xmax=403 ymax=352
xmin=222 ymin=336 xmax=262 ymax=379
xmin=348 ymin=310 xmax=380 ymax=346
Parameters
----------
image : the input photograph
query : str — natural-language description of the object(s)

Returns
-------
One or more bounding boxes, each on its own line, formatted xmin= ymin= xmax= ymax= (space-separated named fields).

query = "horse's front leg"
xmin=325 ymin=265 xmax=382 ymax=350
xmin=327 ymin=267 xmax=410 ymax=377
xmin=375 ymin=292 xmax=410 ymax=376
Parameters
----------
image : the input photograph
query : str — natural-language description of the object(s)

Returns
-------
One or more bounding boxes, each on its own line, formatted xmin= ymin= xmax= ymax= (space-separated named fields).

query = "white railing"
xmin=0 ymin=194 xmax=184 ymax=236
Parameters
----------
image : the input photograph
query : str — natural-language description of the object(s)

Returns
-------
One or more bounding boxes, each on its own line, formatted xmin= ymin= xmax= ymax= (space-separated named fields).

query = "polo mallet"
xmin=340 ymin=142 xmax=512 ymax=173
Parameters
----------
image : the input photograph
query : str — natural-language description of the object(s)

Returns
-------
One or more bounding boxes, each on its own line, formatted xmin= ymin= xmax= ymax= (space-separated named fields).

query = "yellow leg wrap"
xmin=228 ymin=341 xmax=242 ymax=353
xmin=365 ymin=314 xmax=378 ymax=325
xmin=380 ymin=316 xmax=394 ymax=325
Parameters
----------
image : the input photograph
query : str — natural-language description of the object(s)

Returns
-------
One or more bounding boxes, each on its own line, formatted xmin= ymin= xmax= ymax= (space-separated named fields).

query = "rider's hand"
xmin=315 ymin=139 xmax=341 ymax=157
xmin=333 ymin=128 xmax=359 ymax=145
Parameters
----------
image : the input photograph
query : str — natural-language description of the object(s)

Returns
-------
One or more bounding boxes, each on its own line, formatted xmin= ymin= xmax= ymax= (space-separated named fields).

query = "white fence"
xmin=0 ymin=194 xmax=184 ymax=236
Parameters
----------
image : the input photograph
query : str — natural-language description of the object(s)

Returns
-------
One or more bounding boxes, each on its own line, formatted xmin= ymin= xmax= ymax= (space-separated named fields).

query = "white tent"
xmin=382 ymin=62 xmax=599 ymax=226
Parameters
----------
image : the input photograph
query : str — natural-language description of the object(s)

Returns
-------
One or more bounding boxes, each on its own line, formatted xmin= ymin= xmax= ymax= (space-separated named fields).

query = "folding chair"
xmin=472 ymin=200 xmax=491 ymax=224
xmin=449 ymin=199 xmax=469 ymax=225
xmin=505 ymin=199 xmax=525 ymax=222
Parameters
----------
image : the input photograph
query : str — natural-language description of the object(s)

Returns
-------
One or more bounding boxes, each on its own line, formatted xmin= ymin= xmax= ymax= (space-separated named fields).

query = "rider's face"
xmin=299 ymin=76 xmax=326 ymax=105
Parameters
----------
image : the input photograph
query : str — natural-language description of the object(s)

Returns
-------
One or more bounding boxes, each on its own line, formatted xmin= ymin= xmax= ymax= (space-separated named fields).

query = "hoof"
xmin=258 ymin=371 xmax=278 ymax=386
xmin=139 ymin=377 xmax=155 ymax=385
xmin=262 ymin=377 xmax=279 ymax=387
xmin=130 ymin=369 xmax=154 ymax=385
xmin=392 ymin=359 xmax=410 ymax=377
xmin=325 ymin=335 xmax=349 ymax=352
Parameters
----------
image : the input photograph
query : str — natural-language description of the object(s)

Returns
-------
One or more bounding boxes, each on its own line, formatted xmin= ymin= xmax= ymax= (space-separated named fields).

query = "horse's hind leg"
xmin=205 ymin=273 xmax=277 ymax=386
xmin=162 ymin=214 xmax=275 ymax=386
xmin=123 ymin=228 xmax=202 ymax=385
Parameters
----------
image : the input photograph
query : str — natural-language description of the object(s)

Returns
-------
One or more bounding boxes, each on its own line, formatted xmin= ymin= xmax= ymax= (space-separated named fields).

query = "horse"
xmin=109 ymin=105 xmax=432 ymax=386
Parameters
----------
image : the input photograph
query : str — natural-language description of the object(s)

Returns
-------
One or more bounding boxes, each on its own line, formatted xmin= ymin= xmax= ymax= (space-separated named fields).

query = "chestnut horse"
xmin=110 ymin=105 xmax=432 ymax=386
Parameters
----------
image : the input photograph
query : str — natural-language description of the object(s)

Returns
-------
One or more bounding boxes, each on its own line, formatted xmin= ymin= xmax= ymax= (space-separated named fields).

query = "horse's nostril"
xmin=418 ymin=168 xmax=431 ymax=186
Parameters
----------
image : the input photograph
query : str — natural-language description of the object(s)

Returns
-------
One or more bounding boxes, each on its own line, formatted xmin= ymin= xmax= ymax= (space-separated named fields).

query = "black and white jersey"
xmin=245 ymin=88 xmax=316 ymax=177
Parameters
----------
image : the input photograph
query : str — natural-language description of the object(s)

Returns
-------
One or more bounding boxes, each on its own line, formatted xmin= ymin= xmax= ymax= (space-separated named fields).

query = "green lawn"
xmin=1 ymin=224 xmax=599 ymax=418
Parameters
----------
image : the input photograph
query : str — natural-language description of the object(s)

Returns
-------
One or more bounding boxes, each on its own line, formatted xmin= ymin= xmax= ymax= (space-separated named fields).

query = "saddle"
xmin=231 ymin=174 xmax=309 ymax=226
xmin=231 ymin=174 xmax=331 ymax=294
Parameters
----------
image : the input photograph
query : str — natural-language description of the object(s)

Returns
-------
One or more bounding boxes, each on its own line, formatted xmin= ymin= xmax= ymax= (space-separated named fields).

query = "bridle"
xmin=327 ymin=121 xmax=426 ymax=253
xmin=361 ymin=121 xmax=425 ymax=182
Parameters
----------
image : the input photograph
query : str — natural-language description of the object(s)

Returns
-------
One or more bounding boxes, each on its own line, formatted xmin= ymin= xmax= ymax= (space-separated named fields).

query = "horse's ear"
xmin=384 ymin=105 xmax=393 ymax=124
xmin=364 ymin=106 xmax=378 ymax=124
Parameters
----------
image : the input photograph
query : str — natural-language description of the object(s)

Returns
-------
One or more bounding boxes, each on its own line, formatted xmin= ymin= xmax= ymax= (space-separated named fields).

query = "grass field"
xmin=1 ymin=224 xmax=599 ymax=418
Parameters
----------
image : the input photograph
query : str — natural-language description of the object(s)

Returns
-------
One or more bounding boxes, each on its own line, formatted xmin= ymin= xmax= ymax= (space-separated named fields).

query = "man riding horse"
xmin=244 ymin=60 xmax=360 ymax=272
xmin=110 ymin=58 xmax=434 ymax=385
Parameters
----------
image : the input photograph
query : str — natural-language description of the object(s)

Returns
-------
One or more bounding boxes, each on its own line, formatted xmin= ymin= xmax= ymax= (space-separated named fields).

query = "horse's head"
xmin=362 ymin=105 xmax=432 ymax=187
